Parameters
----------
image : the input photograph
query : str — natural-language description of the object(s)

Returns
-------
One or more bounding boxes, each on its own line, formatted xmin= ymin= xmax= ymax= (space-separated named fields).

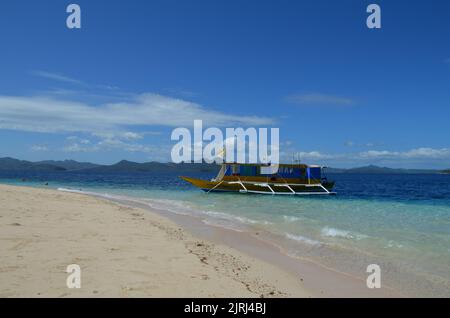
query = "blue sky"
xmin=0 ymin=0 xmax=449 ymax=168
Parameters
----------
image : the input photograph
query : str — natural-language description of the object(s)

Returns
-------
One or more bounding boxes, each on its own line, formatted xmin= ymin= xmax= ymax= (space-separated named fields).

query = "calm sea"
xmin=1 ymin=170 xmax=449 ymax=296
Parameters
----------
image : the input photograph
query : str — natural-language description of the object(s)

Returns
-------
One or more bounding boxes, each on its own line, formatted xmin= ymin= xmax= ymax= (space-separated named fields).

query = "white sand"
xmin=0 ymin=184 xmax=312 ymax=297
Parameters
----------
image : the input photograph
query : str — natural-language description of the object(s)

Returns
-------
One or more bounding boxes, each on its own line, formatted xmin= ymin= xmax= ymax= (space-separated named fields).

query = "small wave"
xmin=282 ymin=215 xmax=301 ymax=222
xmin=203 ymin=210 xmax=272 ymax=226
xmin=385 ymin=240 xmax=404 ymax=249
xmin=57 ymin=187 xmax=86 ymax=194
xmin=141 ymin=199 xmax=198 ymax=216
xmin=285 ymin=233 xmax=321 ymax=246
xmin=57 ymin=188 xmax=270 ymax=229
xmin=57 ymin=187 xmax=117 ymax=199
xmin=202 ymin=219 xmax=246 ymax=232
xmin=57 ymin=188 xmax=195 ymax=216
xmin=321 ymin=227 xmax=367 ymax=240
xmin=143 ymin=200 xmax=269 ymax=231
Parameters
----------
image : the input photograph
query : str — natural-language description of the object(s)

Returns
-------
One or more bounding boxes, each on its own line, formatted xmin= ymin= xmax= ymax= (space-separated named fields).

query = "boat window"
xmin=309 ymin=167 xmax=321 ymax=180
xmin=240 ymin=165 xmax=257 ymax=176
xmin=299 ymin=168 xmax=306 ymax=178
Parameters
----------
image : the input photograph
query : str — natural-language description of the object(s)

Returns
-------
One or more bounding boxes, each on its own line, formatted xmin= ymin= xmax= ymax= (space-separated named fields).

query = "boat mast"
xmin=292 ymin=152 xmax=301 ymax=164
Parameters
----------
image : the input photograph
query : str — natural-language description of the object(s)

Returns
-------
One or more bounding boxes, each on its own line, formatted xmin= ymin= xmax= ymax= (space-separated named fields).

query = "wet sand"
xmin=105 ymin=194 xmax=400 ymax=297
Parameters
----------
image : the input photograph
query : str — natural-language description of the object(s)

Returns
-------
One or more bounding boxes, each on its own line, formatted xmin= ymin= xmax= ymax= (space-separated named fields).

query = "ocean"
xmin=1 ymin=170 xmax=449 ymax=297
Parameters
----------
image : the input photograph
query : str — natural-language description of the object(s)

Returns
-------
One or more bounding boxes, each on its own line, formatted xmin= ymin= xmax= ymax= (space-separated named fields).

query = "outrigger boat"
xmin=181 ymin=163 xmax=336 ymax=195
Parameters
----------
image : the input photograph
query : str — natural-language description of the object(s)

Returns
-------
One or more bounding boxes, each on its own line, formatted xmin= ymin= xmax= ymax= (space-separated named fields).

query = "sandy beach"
xmin=0 ymin=184 xmax=314 ymax=297
xmin=0 ymin=183 xmax=403 ymax=298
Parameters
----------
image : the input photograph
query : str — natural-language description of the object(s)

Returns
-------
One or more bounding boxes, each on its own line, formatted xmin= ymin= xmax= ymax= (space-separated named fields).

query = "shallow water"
xmin=1 ymin=171 xmax=449 ymax=296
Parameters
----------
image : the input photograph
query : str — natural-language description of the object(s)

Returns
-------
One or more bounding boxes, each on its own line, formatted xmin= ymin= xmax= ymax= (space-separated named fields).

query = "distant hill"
xmin=0 ymin=157 xmax=66 ymax=172
xmin=36 ymin=160 xmax=100 ymax=171
xmin=326 ymin=165 xmax=440 ymax=174
xmin=0 ymin=157 xmax=444 ymax=174
xmin=0 ymin=157 xmax=99 ymax=172
xmin=324 ymin=167 xmax=346 ymax=173
xmin=0 ymin=157 xmax=218 ymax=174
xmin=81 ymin=160 xmax=218 ymax=173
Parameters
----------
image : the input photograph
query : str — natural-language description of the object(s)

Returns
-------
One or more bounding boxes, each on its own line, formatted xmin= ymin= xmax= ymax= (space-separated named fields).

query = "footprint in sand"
xmin=10 ymin=239 xmax=32 ymax=251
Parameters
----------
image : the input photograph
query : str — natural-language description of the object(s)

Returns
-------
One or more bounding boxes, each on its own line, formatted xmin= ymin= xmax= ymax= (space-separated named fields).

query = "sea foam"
xmin=285 ymin=233 xmax=322 ymax=246
xmin=321 ymin=227 xmax=367 ymax=240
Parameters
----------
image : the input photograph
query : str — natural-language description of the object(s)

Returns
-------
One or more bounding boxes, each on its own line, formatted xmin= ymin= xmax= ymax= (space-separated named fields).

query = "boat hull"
xmin=181 ymin=176 xmax=336 ymax=195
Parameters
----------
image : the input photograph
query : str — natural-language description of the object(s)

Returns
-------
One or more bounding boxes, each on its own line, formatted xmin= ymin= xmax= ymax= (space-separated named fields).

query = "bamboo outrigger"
xmin=181 ymin=163 xmax=336 ymax=195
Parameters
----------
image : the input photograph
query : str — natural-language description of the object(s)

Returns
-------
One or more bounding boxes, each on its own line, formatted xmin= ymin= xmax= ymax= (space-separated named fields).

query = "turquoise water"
xmin=1 ymin=171 xmax=449 ymax=296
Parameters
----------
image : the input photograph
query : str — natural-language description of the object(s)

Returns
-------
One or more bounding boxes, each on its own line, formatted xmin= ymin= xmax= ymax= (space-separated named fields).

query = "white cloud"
xmin=285 ymin=93 xmax=354 ymax=106
xmin=343 ymin=141 xmax=382 ymax=148
xmin=121 ymin=131 xmax=143 ymax=140
xmin=62 ymin=136 xmax=171 ymax=156
xmin=345 ymin=141 xmax=354 ymax=147
xmin=66 ymin=136 xmax=91 ymax=144
xmin=298 ymin=151 xmax=334 ymax=160
xmin=405 ymin=147 xmax=450 ymax=159
xmin=30 ymin=145 xmax=48 ymax=151
xmin=280 ymin=147 xmax=450 ymax=167
xmin=31 ymin=71 xmax=124 ymax=99
xmin=102 ymin=140 xmax=160 ymax=153
xmin=359 ymin=148 xmax=450 ymax=159
xmin=359 ymin=150 xmax=394 ymax=158
xmin=31 ymin=71 xmax=85 ymax=85
xmin=62 ymin=143 xmax=98 ymax=153
xmin=0 ymin=93 xmax=274 ymax=137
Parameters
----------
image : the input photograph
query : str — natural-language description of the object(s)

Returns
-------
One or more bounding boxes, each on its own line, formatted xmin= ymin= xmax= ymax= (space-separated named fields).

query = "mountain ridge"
xmin=0 ymin=157 xmax=446 ymax=174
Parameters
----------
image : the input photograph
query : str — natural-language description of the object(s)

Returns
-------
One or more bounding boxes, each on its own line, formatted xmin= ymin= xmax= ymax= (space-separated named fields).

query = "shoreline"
xmin=1 ymin=184 xmax=399 ymax=297
xmin=95 ymin=192 xmax=401 ymax=298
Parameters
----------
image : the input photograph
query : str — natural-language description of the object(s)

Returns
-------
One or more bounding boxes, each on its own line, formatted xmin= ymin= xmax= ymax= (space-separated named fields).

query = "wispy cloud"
xmin=31 ymin=71 xmax=120 ymax=92
xmin=344 ymin=141 xmax=354 ymax=147
xmin=358 ymin=148 xmax=450 ymax=160
xmin=62 ymin=143 xmax=95 ymax=153
xmin=121 ymin=132 xmax=142 ymax=140
xmin=31 ymin=71 xmax=85 ymax=86
xmin=62 ymin=137 xmax=169 ymax=157
xmin=66 ymin=136 xmax=91 ymax=144
xmin=300 ymin=147 xmax=450 ymax=161
xmin=344 ymin=141 xmax=383 ymax=148
xmin=298 ymin=151 xmax=334 ymax=160
xmin=285 ymin=93 xmax=354 ymax=107
xmin=0 ymin=93 xmax=274 ymax=137
xmin=30 ymin=145 xmax=48 ymax=152
xmin=280 ymin=147 xmax=450 ymax=168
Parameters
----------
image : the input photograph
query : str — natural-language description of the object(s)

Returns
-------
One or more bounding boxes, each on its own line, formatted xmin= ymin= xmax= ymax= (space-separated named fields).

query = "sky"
xmin=0 ymin=0 xmax=449 ymax=168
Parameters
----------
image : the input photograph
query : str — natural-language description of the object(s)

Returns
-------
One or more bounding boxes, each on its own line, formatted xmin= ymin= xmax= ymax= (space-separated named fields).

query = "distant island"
xmin=0 ymin=157 xmax=448 ymax=175
xmin=0 ymin=157 xmax=216 ymax=174
xmin=324 ymin=164 xmax=445 ymax=174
